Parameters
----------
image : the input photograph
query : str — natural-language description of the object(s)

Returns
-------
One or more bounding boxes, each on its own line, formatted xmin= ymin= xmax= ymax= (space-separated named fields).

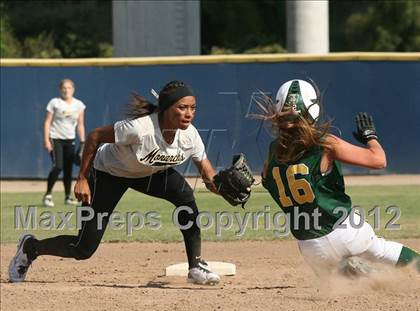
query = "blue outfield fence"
xmin=1 ymin=54 xmax=420 ymax=178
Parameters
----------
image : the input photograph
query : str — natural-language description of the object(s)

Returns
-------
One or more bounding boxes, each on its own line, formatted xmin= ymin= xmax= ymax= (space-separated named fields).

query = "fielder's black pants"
xmin=27 ymin=168 xmax=202 ymax=269
xmin=46 ymin=139 xmax=75 ymax=198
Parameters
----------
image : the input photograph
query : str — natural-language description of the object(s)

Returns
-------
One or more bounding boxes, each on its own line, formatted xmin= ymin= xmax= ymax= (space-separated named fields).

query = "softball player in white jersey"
xmin=43 ymin=79 xmax=86 ymax=207
xmin=10 ymin=80 xmax=221 ymax=285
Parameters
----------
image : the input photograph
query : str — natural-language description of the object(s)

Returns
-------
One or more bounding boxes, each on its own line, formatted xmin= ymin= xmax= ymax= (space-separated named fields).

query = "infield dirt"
xmin=1 ymin=240 xmax=419 ymax=311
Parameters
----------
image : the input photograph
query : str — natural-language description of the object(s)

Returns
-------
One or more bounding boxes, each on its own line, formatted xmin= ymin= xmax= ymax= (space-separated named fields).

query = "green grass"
xmin=1 ymin=186 xmax=419 ymax=243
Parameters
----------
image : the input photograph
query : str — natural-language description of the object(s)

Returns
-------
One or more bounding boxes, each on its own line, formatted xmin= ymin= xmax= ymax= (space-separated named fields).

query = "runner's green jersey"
xmin=263 ymin=140 xmax=352 ymax=240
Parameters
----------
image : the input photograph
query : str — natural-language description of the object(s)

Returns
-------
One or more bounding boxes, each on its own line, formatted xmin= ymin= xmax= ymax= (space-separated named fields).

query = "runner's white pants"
xmin=298 ymin=213 xmax=402 ymax=273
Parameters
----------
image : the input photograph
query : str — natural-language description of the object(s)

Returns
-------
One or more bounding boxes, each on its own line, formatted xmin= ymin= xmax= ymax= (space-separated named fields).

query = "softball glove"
xmin=213 ymin=154 xmax=255 ymax=208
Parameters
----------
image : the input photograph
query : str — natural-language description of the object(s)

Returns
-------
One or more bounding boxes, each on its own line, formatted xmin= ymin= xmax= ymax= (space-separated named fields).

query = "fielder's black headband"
xmin=158 ymin=85 xmax=195 ymax=111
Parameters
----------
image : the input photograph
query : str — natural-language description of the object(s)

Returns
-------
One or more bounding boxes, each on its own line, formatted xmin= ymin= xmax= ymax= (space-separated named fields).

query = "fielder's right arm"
xmin=74 ymin=125 xmax=115 ymax=204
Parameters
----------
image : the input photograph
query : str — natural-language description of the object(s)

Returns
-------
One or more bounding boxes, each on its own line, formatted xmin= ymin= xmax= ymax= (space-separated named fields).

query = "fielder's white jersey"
xmin=94 ymin=113 xmax=207 ymax=178
xmin=46 ymin=97 xmax=86 ymax=140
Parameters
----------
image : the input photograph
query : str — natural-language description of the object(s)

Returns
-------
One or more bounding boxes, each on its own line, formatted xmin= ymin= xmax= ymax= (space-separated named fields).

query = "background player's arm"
xmin=77 ymin=110 xmax=86 ymax=142
xmin=43 ymin=111 xmax=54 ymax=152
xmin=74 ymin=125 xmax=115 ymax=203
xmin=326 ymin=134 xmax=386 ymax=169
xmin=194 ymin=158 xmax=219 ymax=194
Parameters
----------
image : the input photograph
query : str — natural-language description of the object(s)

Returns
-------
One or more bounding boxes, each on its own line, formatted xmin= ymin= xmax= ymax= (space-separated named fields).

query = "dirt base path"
xmin=1 ymin=240 xmax=419 ymax=311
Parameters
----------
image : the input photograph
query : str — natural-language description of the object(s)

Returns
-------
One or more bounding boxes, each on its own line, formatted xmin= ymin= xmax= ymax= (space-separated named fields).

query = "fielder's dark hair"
xmin=125 ymin=80 xmax=188 ymax=119
xmin=158 ymin=80 xmax=188 ymax=106
xmin=124 ymin=93 xmax=157 ymax=119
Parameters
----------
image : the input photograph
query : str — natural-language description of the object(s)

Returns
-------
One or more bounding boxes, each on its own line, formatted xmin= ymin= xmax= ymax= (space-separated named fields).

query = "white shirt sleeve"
xmin=78 ymin=100 xmax=86 ymax=112
xmin=114 ymin=119 xmax=141 ymax=145
xmin=191 ymin=128 xmax=207 ymax=161
xmin=46 ymin=98 xmax=56 ymax=113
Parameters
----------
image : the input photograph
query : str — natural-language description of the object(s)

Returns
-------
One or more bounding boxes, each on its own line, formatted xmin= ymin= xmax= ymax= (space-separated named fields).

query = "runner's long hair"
xmin=250 ymin=92 xmax=333 ymax=163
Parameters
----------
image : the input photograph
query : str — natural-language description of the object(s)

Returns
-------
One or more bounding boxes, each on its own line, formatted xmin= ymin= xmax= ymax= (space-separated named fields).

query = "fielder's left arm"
xmin=194 ymin=158 xmax=219 ymax=194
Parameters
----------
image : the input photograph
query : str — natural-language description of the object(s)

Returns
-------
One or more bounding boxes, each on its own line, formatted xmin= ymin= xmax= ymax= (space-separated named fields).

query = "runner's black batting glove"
xmin=352 ymin=112 xmax=378 ymax=145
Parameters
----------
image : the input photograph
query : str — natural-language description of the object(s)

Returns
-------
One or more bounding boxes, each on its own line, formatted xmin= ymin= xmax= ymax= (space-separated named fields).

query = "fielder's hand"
xmin=74 ymin=177 xmax=91 ymax=205
xmin=203 ymin=178 xmax=219 ymax=194
xmin=352 ymin=112 xmax=378 ymax=145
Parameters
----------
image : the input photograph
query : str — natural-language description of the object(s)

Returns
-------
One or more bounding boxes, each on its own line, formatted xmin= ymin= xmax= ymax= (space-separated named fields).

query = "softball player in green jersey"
xmin=260 ymin=79 xmax=419 ymax=276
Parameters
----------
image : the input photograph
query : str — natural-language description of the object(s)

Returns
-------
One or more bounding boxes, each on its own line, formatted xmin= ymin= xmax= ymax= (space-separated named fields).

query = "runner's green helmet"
xmin=275 ymin=79 xmax=320 ymax=123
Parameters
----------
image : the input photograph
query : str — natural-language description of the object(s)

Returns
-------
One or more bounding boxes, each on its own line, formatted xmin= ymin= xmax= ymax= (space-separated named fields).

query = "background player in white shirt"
xmin=43 ymin=79 xmax=86 ymax=207
xmin=10 ymin=80 xmax=221 ymax=285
